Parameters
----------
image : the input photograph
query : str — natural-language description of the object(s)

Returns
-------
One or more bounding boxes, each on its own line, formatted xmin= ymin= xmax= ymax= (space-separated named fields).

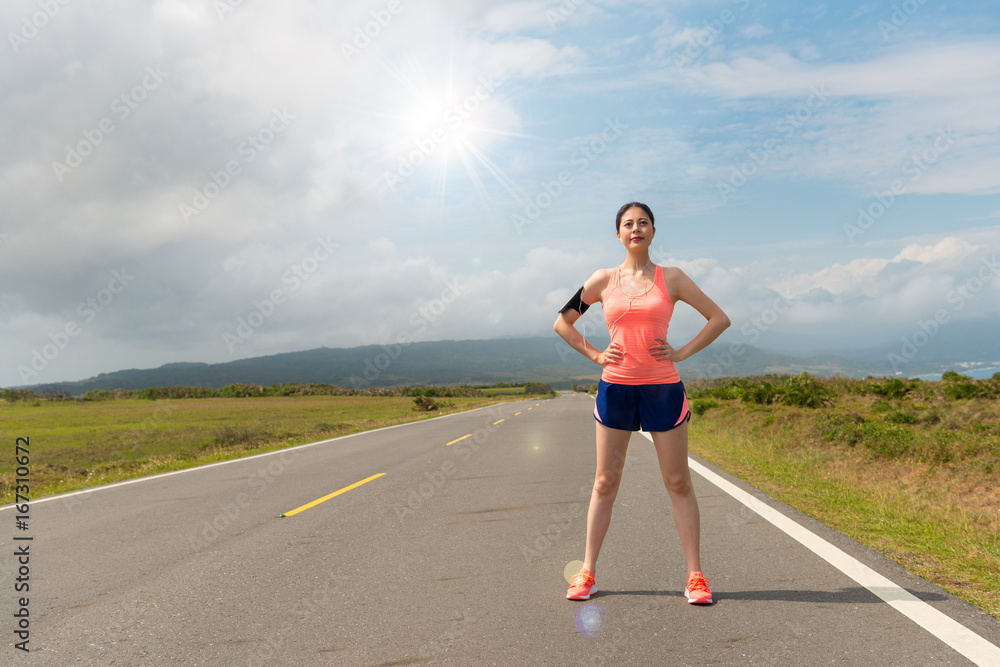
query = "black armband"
xmin=559 ymin=286 xmax=591 ymax=315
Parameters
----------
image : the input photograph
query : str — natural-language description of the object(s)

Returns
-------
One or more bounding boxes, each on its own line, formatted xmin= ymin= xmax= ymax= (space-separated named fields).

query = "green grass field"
xmin=1 ymin=393 xmax=536 ymax=504
xmin=685 ymin=373 xmax=1000 ymax=619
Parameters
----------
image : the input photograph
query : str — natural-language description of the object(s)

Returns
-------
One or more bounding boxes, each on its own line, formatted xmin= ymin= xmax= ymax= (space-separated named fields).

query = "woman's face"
xmin=617 ymin=206 xmax=654 ymax=250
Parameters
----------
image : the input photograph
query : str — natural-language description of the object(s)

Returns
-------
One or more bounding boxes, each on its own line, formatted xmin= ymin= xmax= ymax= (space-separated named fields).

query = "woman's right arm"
xmin=552 ymin=270 xmax=622 ymax=366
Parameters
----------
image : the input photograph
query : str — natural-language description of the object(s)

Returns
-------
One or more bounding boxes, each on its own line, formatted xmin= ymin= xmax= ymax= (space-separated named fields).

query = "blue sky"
xmin=2 ymin=0 xmax=999 ymax=387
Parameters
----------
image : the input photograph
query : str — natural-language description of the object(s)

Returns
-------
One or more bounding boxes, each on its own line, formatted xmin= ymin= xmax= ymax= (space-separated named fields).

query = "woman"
xmin=553 ymin=202 xmax=730 ymax=605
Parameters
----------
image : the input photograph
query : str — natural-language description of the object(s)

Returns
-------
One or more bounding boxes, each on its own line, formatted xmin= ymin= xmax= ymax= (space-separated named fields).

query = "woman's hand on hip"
xmin=597 ymin=341 xmax=624 ymax=366
xmin=650 ymin=337 xmax=686 ymax=362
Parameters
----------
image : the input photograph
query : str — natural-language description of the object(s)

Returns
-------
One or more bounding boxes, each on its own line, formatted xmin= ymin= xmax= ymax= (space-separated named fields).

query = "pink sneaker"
xmin=567 ymin=569 xmax=597 ymax=600
xmin=685 ymin=571 xmax=713 ymax=604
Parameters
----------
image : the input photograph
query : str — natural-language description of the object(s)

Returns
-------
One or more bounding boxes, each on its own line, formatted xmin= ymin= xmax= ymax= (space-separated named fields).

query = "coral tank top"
xmin=601 ymin=265 xmax=681 ymax=385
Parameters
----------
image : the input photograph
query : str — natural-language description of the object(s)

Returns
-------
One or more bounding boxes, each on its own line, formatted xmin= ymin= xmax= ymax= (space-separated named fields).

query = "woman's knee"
xmin=593 ymin=471 xmax=622 ymax=497
xmin=663 ymin=474 xmax=693 ymax=497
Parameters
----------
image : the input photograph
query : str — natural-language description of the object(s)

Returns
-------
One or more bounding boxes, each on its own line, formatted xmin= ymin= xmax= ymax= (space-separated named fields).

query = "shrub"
xmin=687 ymin=378 xmax=742 ymax=400
xmin=884 ymin=410 xmax=918 ymax=425
xmin=817 ymin=413 xmax=866 ymax=445
xmin=942 ymin=381 xmax=989 ymax=400
xmin=820 ymin=415 xmax=914 ymax=458
xmin=524 ymin=382 xmax=554 ymax=395
xmin=778 ymin=373 xmax=833 ymax=408
xmin=218 ymin=383 xmax=267 ymax=398
xmin=412 ymin=396 xmax=453 ymax=411
xmin=690 ymin=398 xmax=721 ymax=416
xmin=881 ymin=378 xmax=914 ymax=399
xmin=740 ymin=380 xmax=780 ymax=405
xmin=1 ymin=389 xmax=42 ymax=403
xmin=136 ymin=386 xmax=220 ymax=400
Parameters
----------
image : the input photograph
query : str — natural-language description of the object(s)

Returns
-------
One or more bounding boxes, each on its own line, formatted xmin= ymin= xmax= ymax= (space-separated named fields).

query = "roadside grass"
xmin=1 ymin=393 xmax=542 ymax=505
xmin=479 ymin=386 xmax=527 ymax=396
xmin=687 ymin=374 xmax=1000 ymax=620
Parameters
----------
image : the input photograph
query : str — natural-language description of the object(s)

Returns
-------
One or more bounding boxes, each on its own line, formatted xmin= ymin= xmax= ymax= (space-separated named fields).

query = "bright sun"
xmin=366 ymin=54 xmax=525 ymax=207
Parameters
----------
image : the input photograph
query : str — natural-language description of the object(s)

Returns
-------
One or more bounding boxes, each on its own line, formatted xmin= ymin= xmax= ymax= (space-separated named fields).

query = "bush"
xmin=136 ymin=386 xmax=220 ymax=400
xmin=687 ymin=378 xmax=744 ymax=401
xmin=817 ymin=413 xmax=866 ymax=444
xmin=820 ymin=414 xmax=914 ymax=458
xmin=82 ymin=389 xmax=132 ymax=401
xmin=218 ymin=383 xmax=267 ymax=398
xmin=1 ymin=389 xmax=42 ymax=403
xmin=778 ymin=373 xmax=833 ymax=408
xmin=942 ymin=381 xmax=989 ymax=400
xmin=412 ymin=396 xmax=454 ymax=412
xmin=884 ymin=410 xmax=918 ymax=425
xmin=939 ymin=371 xmax=997 ymax=400
xmin=860 ymin=377 xmax=915 ymax=399
xmin=740 ymin=380 xmax=780 ymax=405
xmin=690 ymin=398 xmax=720 ymax=416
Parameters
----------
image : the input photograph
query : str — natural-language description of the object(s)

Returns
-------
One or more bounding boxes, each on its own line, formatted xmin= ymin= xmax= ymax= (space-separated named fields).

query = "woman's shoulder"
xmin=581 ymin=267 xmax=617 ymax=302
xmin=584 ymin=267 xmax=616 ymax=285
xmin=658 ymin=265 xmax=698 ymax=301
xmin=659 ymin=265 xmax=690 ymax=281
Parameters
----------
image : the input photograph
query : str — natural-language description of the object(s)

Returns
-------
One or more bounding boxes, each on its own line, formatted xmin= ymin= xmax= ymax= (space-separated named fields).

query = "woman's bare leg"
xmin=582 ymin=423 xmax=632 ymax=575
xmin=650 ymin=422 xmax=702 ymax=576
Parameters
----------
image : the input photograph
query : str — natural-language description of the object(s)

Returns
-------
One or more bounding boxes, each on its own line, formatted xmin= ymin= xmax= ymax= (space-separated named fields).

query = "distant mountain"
xmin=15 ymin=327 xmax=999 ymax=395
xmin=808 ymin=316 xmax=1000 ymax=377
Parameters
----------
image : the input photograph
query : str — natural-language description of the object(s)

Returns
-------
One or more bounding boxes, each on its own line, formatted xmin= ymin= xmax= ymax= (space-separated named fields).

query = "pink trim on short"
xmin=674 ymin=392 xmax=691 ymax=427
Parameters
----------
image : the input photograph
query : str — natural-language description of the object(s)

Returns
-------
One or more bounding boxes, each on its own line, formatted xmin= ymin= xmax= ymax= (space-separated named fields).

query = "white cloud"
xmin=2 ymin=1 xmax=997 ymax=386
xmin=774 ymin=237 xmax=983 ymax=300
xmin=656 ymin=40 xmax=1000 ymax=195
xmin=896 ymin=237 xmax=981 ymax=265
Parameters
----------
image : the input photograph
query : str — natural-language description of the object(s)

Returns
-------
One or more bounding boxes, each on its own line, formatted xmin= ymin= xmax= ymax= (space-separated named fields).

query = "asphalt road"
xmin=4 ymin=392 xmax=1000 ymax=665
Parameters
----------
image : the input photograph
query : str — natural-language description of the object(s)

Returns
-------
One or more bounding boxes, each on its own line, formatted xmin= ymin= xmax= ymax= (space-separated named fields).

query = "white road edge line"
xmin=0 ymin=400 xmax=523 ymax=512
xmin=639 ymin=431 xmax=1000 ymax=666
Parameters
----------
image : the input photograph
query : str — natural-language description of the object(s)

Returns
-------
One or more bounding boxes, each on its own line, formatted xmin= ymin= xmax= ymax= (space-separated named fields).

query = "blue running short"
xmin=594 ymin=380 xmax=691 ymax=432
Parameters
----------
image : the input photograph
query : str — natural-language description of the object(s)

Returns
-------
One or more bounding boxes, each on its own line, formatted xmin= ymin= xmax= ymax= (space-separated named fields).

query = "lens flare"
xmin=574 ymin=603 xmax=607 ymax=638
xmin=563 ymin=560 xmax=585 ymax=583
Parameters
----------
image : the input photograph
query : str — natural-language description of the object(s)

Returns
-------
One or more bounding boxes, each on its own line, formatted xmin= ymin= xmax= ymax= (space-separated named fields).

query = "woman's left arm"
xmin=651 ymin=267 xmax=731 ymax=362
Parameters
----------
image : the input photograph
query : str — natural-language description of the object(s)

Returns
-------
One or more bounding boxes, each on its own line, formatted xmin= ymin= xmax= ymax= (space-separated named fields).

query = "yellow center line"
xmin=493 ymin=419 xmax=505 ymax=425
xmin=514 ymin=411 xmax=522 ymax=416
xmin=446 ymin=434 xmax=472 ymax=446
xmin=280 ymin=473 xmax=386 ymax=517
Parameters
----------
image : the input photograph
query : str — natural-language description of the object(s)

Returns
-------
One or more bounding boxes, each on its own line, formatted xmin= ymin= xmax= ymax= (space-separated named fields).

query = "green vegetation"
xmin=476 ymin=382 xmax=556 ymax=396
xmin=1 ymin=383 xmax=552 ymax=505
xmin=687 ymin=371 xmax=1000 ymax=619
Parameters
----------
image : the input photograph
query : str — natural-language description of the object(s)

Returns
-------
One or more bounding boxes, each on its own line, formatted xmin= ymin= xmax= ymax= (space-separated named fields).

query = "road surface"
xmin=4 ymin=392 xmax=1000 ymax=665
